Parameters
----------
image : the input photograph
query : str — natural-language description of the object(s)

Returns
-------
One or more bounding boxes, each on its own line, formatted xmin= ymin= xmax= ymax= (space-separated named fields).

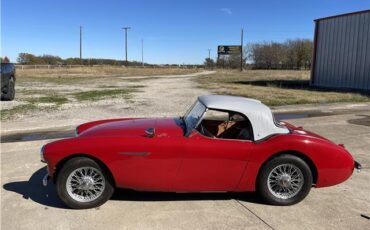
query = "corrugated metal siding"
xmin=312 ymin=11 xmax=370 ymax=91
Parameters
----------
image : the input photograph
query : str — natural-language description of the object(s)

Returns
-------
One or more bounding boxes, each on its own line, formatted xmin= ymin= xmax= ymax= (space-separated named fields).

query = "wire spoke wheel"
xmin=66 ymin=167 xmax=105 ymax=202
xmin=267 ymin=163 xmax=304 ymax=199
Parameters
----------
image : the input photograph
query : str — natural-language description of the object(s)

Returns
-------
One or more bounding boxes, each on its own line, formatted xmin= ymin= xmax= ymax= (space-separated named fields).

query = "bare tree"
xmin=204 ymin=58 xmax=215 ymax=69
xmin=246 ymin=39 xmax=313 ymax=69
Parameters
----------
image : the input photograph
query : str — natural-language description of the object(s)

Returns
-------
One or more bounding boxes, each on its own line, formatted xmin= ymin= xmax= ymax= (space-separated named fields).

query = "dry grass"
xmin=207 ymin=69 xmax=311 ymax=81
xmin=15 ymin=67 xmax=199 ymax=86
xmin=196 ymin=70 xmax=370 ymax=106
xmin=16 ymin=66 xmax=200 ymax=78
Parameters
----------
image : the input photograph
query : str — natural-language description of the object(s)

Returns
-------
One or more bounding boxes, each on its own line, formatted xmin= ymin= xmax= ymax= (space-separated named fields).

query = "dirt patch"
xmin=347 ymin=115 xmax=370 ymax=127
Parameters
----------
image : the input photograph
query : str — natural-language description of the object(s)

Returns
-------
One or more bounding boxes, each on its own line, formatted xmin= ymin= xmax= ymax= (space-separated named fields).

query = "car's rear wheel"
xmin=56 ymin=157 xmax=114 ymax=209
xmin=2 ymin=76 xmax=15 ymax=101
xmin=257 ymin=154 xmax=312 ymax=206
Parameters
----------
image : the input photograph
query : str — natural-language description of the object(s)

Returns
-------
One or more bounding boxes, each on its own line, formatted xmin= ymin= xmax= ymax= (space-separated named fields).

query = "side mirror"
xmin=145 ymin=128 xmax=155 ymax=137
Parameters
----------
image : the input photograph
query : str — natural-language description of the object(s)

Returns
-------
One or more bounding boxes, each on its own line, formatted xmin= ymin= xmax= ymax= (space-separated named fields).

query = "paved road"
xmin=2 ymin=108 xmax=369 ymax=230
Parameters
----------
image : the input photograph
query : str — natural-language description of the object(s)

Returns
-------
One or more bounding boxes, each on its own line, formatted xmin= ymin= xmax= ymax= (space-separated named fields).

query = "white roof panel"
xmin=198 ymin=95 xmax=289 ymax=140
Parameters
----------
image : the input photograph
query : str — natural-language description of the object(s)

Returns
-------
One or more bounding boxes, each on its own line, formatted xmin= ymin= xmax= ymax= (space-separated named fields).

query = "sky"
xmin=1 ymin=0 xmax=369 ymax=64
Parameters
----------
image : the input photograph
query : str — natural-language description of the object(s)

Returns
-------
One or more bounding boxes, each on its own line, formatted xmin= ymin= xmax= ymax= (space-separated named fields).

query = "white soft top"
xmin=198 ymin=95 xmax=289 ymax=141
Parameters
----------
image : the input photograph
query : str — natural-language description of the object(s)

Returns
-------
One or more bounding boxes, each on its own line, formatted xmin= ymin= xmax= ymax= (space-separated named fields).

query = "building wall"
xmin=311 ymin=11 xmax=370 ymax=91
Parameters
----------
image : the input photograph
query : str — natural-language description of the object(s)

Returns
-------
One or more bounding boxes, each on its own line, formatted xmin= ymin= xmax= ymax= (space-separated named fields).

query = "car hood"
xmin=78 ymin=117 xmax=184 ymax=138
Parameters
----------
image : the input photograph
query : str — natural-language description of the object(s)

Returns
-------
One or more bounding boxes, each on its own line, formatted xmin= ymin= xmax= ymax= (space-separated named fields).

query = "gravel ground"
xmin=1 ymin=71 xmax=214 ymax=133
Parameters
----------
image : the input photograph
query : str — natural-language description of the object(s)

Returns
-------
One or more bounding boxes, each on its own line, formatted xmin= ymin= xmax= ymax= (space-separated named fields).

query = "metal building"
xmin=311 ymin=10 xmax=370 ymax=91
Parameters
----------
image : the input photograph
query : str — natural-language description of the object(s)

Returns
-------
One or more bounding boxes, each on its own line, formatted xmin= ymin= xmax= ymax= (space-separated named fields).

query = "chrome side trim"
xmin=119 ymin=152 xmax=150 ymax=156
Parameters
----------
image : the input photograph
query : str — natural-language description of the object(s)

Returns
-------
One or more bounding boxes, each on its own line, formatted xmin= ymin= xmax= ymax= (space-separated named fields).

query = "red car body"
xmin=42 ymin=117 xmax=357 ymax=193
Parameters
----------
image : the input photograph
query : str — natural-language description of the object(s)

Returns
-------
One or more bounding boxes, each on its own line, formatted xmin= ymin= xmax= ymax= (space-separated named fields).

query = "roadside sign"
xmin=217 ymin=45 xmax=241 ymax=55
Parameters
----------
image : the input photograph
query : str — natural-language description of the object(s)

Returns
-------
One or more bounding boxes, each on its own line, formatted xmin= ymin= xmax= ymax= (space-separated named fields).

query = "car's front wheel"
xmin=56 ymin=157 xmax=114 ymax=209
xmin=257 ymin=154 xmax=313 ymax=206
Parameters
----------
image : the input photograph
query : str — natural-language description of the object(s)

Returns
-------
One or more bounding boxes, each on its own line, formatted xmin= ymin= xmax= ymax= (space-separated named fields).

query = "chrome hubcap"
xmin=66 ymin=167 xmax=105 ymax=202
xmin=267 ymin=164 xmax=304 ymax=199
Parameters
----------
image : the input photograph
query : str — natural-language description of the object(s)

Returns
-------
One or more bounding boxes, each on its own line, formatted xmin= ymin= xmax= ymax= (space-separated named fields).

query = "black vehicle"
xmin=1 ymin=63 xmax=16 ymax=101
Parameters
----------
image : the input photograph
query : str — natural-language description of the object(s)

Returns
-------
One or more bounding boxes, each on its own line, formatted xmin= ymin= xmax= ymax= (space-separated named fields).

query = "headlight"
xmin=40 ymin=146 xmax=46 ymax=163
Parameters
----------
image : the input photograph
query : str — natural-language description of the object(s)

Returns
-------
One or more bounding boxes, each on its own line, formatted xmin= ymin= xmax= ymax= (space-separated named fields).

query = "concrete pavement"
xmin=1 ymin=108 xmax=370 ymax=230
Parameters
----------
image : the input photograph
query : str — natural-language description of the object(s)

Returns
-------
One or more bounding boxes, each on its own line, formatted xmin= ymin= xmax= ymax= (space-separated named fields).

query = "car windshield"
xmin=183 ymin=100 xmax=206 ymax=135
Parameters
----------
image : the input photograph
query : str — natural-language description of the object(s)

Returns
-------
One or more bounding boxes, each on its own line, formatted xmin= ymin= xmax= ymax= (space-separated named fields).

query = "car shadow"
xmin=111 ymin=189 xmax=265 ymax=204
xmin=3 ymin=166 xmax=67 ymax=209
xmin=234 ymin=79 xmax=311 ymax=90
xmin=3 ymin=167 xmax=266 ymax=209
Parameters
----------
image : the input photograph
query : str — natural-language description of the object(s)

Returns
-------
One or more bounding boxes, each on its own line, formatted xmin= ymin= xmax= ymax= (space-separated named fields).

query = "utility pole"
xmin=80 ymin=26 xmax=82 ymax=65
xmin=208 ymin=49 xmax=211 ymax=60
xmin=141 ymin=39 xmax=144 ymax=66
xmin=240 ymin=29 xmax=243 ymax=72
xmin=122 ymin=27 xmax=131 ymax=66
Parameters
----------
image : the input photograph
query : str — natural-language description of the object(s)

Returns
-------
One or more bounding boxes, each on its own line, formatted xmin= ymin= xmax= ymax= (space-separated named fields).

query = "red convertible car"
xmin=41 ymin=95 xmax=361 ymax=209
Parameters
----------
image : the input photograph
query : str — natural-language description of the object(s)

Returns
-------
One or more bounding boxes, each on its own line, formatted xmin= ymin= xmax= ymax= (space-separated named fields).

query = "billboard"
xmin=218 ymin=45 xmax=242 ymax=55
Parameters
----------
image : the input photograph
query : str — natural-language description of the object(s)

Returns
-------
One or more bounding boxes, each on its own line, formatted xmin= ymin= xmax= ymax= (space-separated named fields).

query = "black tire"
xmin=56 ymin=157 xmax=114 ymax=209
xmin=257 ymin=154 xmax=312 ymax=206
xmin=2 ymin=76 xmax=15 ymax=101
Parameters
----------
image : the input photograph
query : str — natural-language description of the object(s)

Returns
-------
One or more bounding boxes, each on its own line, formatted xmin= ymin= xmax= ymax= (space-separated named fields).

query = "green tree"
xmin=40 ymin=55 xmax=63 ymax=65
xmin=17 ymin=53 xmax=45 ymax=64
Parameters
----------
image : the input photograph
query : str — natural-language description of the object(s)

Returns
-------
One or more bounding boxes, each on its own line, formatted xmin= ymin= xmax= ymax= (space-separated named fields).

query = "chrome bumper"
xmin=42 ymin=173 xmax=50 ymax=187
xmin=354 ymin=161 xmax=362 ymax=173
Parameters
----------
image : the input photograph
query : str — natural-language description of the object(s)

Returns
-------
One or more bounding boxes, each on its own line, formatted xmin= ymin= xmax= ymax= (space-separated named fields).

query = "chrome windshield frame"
xmin=183 ymin=100 xmax=207 ymax=137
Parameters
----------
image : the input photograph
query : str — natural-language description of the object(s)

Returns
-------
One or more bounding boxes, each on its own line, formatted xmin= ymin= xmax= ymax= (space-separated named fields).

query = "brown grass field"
xmin=196 ymin=69 xmax=370 ymax=106
xmin=16 ymin=66 xmax=200 ymax=78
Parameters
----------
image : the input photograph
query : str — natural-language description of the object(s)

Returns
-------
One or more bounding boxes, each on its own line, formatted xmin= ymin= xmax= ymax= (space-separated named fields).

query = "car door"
xmin=109 ymin=136 xmax=185 ymax=191
xmin=172 ymin=131 xmax=254 ymax=191
xmin=107 ymin=118 xmax=186 ymax=191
